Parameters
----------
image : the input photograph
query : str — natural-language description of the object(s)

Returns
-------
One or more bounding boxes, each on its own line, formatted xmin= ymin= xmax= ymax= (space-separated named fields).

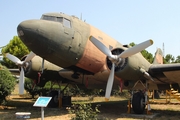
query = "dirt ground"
xmin=1 ymin=94 xmax=180 ymax=120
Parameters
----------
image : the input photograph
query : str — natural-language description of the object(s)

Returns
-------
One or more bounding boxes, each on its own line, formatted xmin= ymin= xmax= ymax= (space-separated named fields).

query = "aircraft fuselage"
xmin=17 ymin=12 xmax=151 ymax=82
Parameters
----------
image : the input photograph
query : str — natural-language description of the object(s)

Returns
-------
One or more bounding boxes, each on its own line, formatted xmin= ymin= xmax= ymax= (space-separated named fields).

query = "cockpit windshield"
xmin=41 ymin=15 xmax=63 ymax=22
xmin=41 ymin=15 xmax=57 ymax=21
xmin=41 ymin=15 xmax=71 ymax=28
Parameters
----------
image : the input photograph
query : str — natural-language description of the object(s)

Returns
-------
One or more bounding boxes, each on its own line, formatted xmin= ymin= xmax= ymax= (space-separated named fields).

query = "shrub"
xmin=24 ymin=78 xmax=42 ymax=98
xmin=69 ymin=103 xmax=100 ymax=120
xmin=24 ymin=80 xmax=61 ymax=98
xmin=0 ymin=64 xmax=16 ymax=105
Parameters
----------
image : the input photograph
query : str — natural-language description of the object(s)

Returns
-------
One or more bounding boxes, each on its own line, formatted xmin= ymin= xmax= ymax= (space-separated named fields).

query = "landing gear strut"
xmin=48 ymin=83 xmax=71 ymax=108
xmin=128 ymin=80 xmax=151 ymax=114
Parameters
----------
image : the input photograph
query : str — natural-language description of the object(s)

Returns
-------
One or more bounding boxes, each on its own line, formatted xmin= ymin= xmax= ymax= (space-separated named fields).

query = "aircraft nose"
xmin=17 ymin=20 xmax=39 ymax=32
xmin=17 ymin=19 xmax=64 ymax=57
xmin=17 ymin=20 xmax=40 ymax=44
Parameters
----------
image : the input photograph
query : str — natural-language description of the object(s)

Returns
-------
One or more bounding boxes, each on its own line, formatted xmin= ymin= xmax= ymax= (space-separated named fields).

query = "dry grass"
xmin=1 ymin=86 xmax=180 ymax=120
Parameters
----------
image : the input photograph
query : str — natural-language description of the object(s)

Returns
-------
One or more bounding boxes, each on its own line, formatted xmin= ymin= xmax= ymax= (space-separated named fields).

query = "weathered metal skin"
xmin=18 ymin=19 xmax=75 ymax=68
xmin=17 ymin=12 xmax=152 ymax=83
xmin=16 ymin=12 xmax=180 ymax=92
xmin=115 ymin=52 xmax=151 ymax=81
xmin=21 ymin=55 xmax=61 ymax=78
xmin=20 ymin=55 xmax=68 ymax=87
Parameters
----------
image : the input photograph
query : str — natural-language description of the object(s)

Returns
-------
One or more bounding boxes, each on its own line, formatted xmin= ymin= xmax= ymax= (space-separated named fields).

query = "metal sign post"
xmin=33 ymin=97 xmax=52 ymax=120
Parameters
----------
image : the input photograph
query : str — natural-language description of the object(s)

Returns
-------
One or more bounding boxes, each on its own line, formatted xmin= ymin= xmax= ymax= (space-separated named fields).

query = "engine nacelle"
xmin=21 ymin=55 xmax=63 ymax=86
xmin=106 ymin=47 xmax=151 ymax=81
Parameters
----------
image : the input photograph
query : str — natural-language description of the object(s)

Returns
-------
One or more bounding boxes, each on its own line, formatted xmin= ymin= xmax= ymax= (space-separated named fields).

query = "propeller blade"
xmin=89 ymin=36 xmax=113 ymax=58
xmin=6 ymin=52 xmax=35 ymax=95
xmin=105 ymin=63 xmax=115 ymax=101
xmin=118 ymin=39 xmax=153 ymax=58
xmin=24 ymin=51 xmax=36 ymax=62
xmin=6 ymin=53 xmax=22 ymax=65
xmin=19 ymin=67 xmax=24 ymax=95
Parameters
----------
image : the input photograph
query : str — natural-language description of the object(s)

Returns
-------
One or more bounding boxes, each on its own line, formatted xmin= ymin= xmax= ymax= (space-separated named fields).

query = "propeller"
xmin=89 ymin=36 xmax=153 ymax=101
xmin=6 ymin=51 xmax=36 ymax=95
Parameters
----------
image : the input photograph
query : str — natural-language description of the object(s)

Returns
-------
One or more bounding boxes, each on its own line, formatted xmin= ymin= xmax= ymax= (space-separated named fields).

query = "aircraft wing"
xmin=148 ymin=63 xmax=180 ymax=84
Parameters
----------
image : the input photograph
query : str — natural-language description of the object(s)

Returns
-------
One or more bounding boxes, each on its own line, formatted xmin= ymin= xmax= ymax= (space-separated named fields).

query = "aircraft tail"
xmin=153 ymin=48 xmax=163 ymax=64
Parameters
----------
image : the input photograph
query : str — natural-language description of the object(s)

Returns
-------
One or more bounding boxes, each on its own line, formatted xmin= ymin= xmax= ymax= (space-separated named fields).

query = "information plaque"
xmin=33 ymin=97 xmax=52 ymax=107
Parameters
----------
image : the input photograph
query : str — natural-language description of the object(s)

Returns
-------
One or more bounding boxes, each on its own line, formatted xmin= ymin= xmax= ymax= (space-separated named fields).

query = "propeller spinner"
xmin=89 ymin=36 xmax=153 ymax=101
xmin=6 ymin=51 xmax=36 ymax=95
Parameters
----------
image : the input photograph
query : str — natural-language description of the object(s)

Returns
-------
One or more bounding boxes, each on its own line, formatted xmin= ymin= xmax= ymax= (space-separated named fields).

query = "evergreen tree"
xmin=129 ymin=42 xmax=153 ymax=63
xmin=175 ymin=55 xmax=180 ymax=63
xmin=164 ymin=54 xmax=174 ymax=63
xmin=1 ymin=36 xmax=30 ymax=68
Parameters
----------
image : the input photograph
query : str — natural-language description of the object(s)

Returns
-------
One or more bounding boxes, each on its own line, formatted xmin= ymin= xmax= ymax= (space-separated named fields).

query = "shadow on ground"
xmin=0 ymin=96 xmax=180 ymax=120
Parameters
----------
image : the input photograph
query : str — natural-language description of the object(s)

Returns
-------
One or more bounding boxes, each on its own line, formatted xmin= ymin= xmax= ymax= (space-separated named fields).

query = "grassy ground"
xmin=1 ymin=86 xmax=180 ymax=120
xmin=1 ymin=95 xmax=180 ymax=120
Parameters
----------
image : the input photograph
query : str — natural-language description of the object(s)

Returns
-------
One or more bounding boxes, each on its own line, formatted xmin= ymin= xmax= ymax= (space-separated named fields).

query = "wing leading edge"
xmin=148 ymin=63 xmax=180 ymax=84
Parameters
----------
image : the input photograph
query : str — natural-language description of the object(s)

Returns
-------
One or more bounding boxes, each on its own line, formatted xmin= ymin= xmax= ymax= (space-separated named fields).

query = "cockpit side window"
xmin=63 ymin=18 xmax=71 ymax=28
xmin=57 ymin=17 xmax=63 ymax=23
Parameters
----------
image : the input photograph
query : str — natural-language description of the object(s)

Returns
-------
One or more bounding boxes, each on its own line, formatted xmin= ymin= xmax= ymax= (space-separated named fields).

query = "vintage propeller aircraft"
xmin=6 ymin=12 xmax=180 ymax=114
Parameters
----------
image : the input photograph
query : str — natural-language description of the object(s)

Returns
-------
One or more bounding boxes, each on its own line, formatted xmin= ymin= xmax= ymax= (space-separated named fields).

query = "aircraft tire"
xmin=48 ymin=90 xmax=59 ymax=108
xmin=132 ymin=91 xmax=145 ymax=114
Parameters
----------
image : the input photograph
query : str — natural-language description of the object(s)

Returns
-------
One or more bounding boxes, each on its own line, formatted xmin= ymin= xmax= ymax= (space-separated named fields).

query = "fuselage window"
xmin=63 ymin=18 xmax=71 ymax=28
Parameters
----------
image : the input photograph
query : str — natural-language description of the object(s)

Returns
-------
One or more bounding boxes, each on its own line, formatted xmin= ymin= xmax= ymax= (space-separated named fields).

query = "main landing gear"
xmin=132 ymin=91 xmax=145 ymax=114
xmin=48 ymin=83 xmax=71 ymax=108
xmin=127 ymin=80 xmax=151 ymax=114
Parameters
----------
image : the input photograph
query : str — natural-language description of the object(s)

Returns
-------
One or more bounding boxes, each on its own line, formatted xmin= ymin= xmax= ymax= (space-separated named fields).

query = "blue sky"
xmin=1 ymin=0 xmax=180 ymax=58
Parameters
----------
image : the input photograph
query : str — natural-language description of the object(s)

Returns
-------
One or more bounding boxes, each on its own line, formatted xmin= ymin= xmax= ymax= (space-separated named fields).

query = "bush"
xmin=24 ymin=78 xmax=42 ymax=98
xmin=69 ymin=103 xmax=100 ymax=120
xmin=24 ymin=80 xmax=61 ymax=98
xmin=0 ymin=64 xmax=16 ymax=105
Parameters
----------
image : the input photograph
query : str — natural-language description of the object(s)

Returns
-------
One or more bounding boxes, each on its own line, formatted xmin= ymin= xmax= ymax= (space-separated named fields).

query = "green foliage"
xmin=163 ymin=54 xmax=180 ymax=64
xmin=164 ymin=54 xmax=174 ymax=63
xmin=129 ymin=42 xmax=153 ymax=63
xmin=141 ymin=50 xmax=153 ymax=63
xmin=24 ymin=80 xmax=61 ymax=98
xmin=0 ymin=64 xmax=16 ymax=105
xmin=1 ymin=36 xmax=30 ymax=68
xmin=175 ymin=55 xmax=180 ymax=63
xmin=129 ymin=42 xmax=135 ymax=47
xmin=69 ymin=103 xmax=100 ymax=120
xmin=24 ymin=78 xmax=42 ymax=98
xmin=43 ymin=81 xmax=60 ymax=90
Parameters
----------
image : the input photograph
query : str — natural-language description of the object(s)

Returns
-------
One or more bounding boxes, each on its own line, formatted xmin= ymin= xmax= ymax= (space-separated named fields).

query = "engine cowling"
xmin=20 ymin=55 xmax=37 ymax=79
xmin=106 ymin=48 xmax=128 ymax=72
xmin=106 ymin=47 xmax=151 ymax=81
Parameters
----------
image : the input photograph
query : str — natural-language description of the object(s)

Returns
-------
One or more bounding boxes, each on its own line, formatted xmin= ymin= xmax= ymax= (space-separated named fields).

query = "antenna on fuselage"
xmin=80 ymin=13 xmax=86 ymax=22
xmin=163 ymin=42 xmax=165 ymax=57
xmin=80 ymin=13 xmax=82 ymax=20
